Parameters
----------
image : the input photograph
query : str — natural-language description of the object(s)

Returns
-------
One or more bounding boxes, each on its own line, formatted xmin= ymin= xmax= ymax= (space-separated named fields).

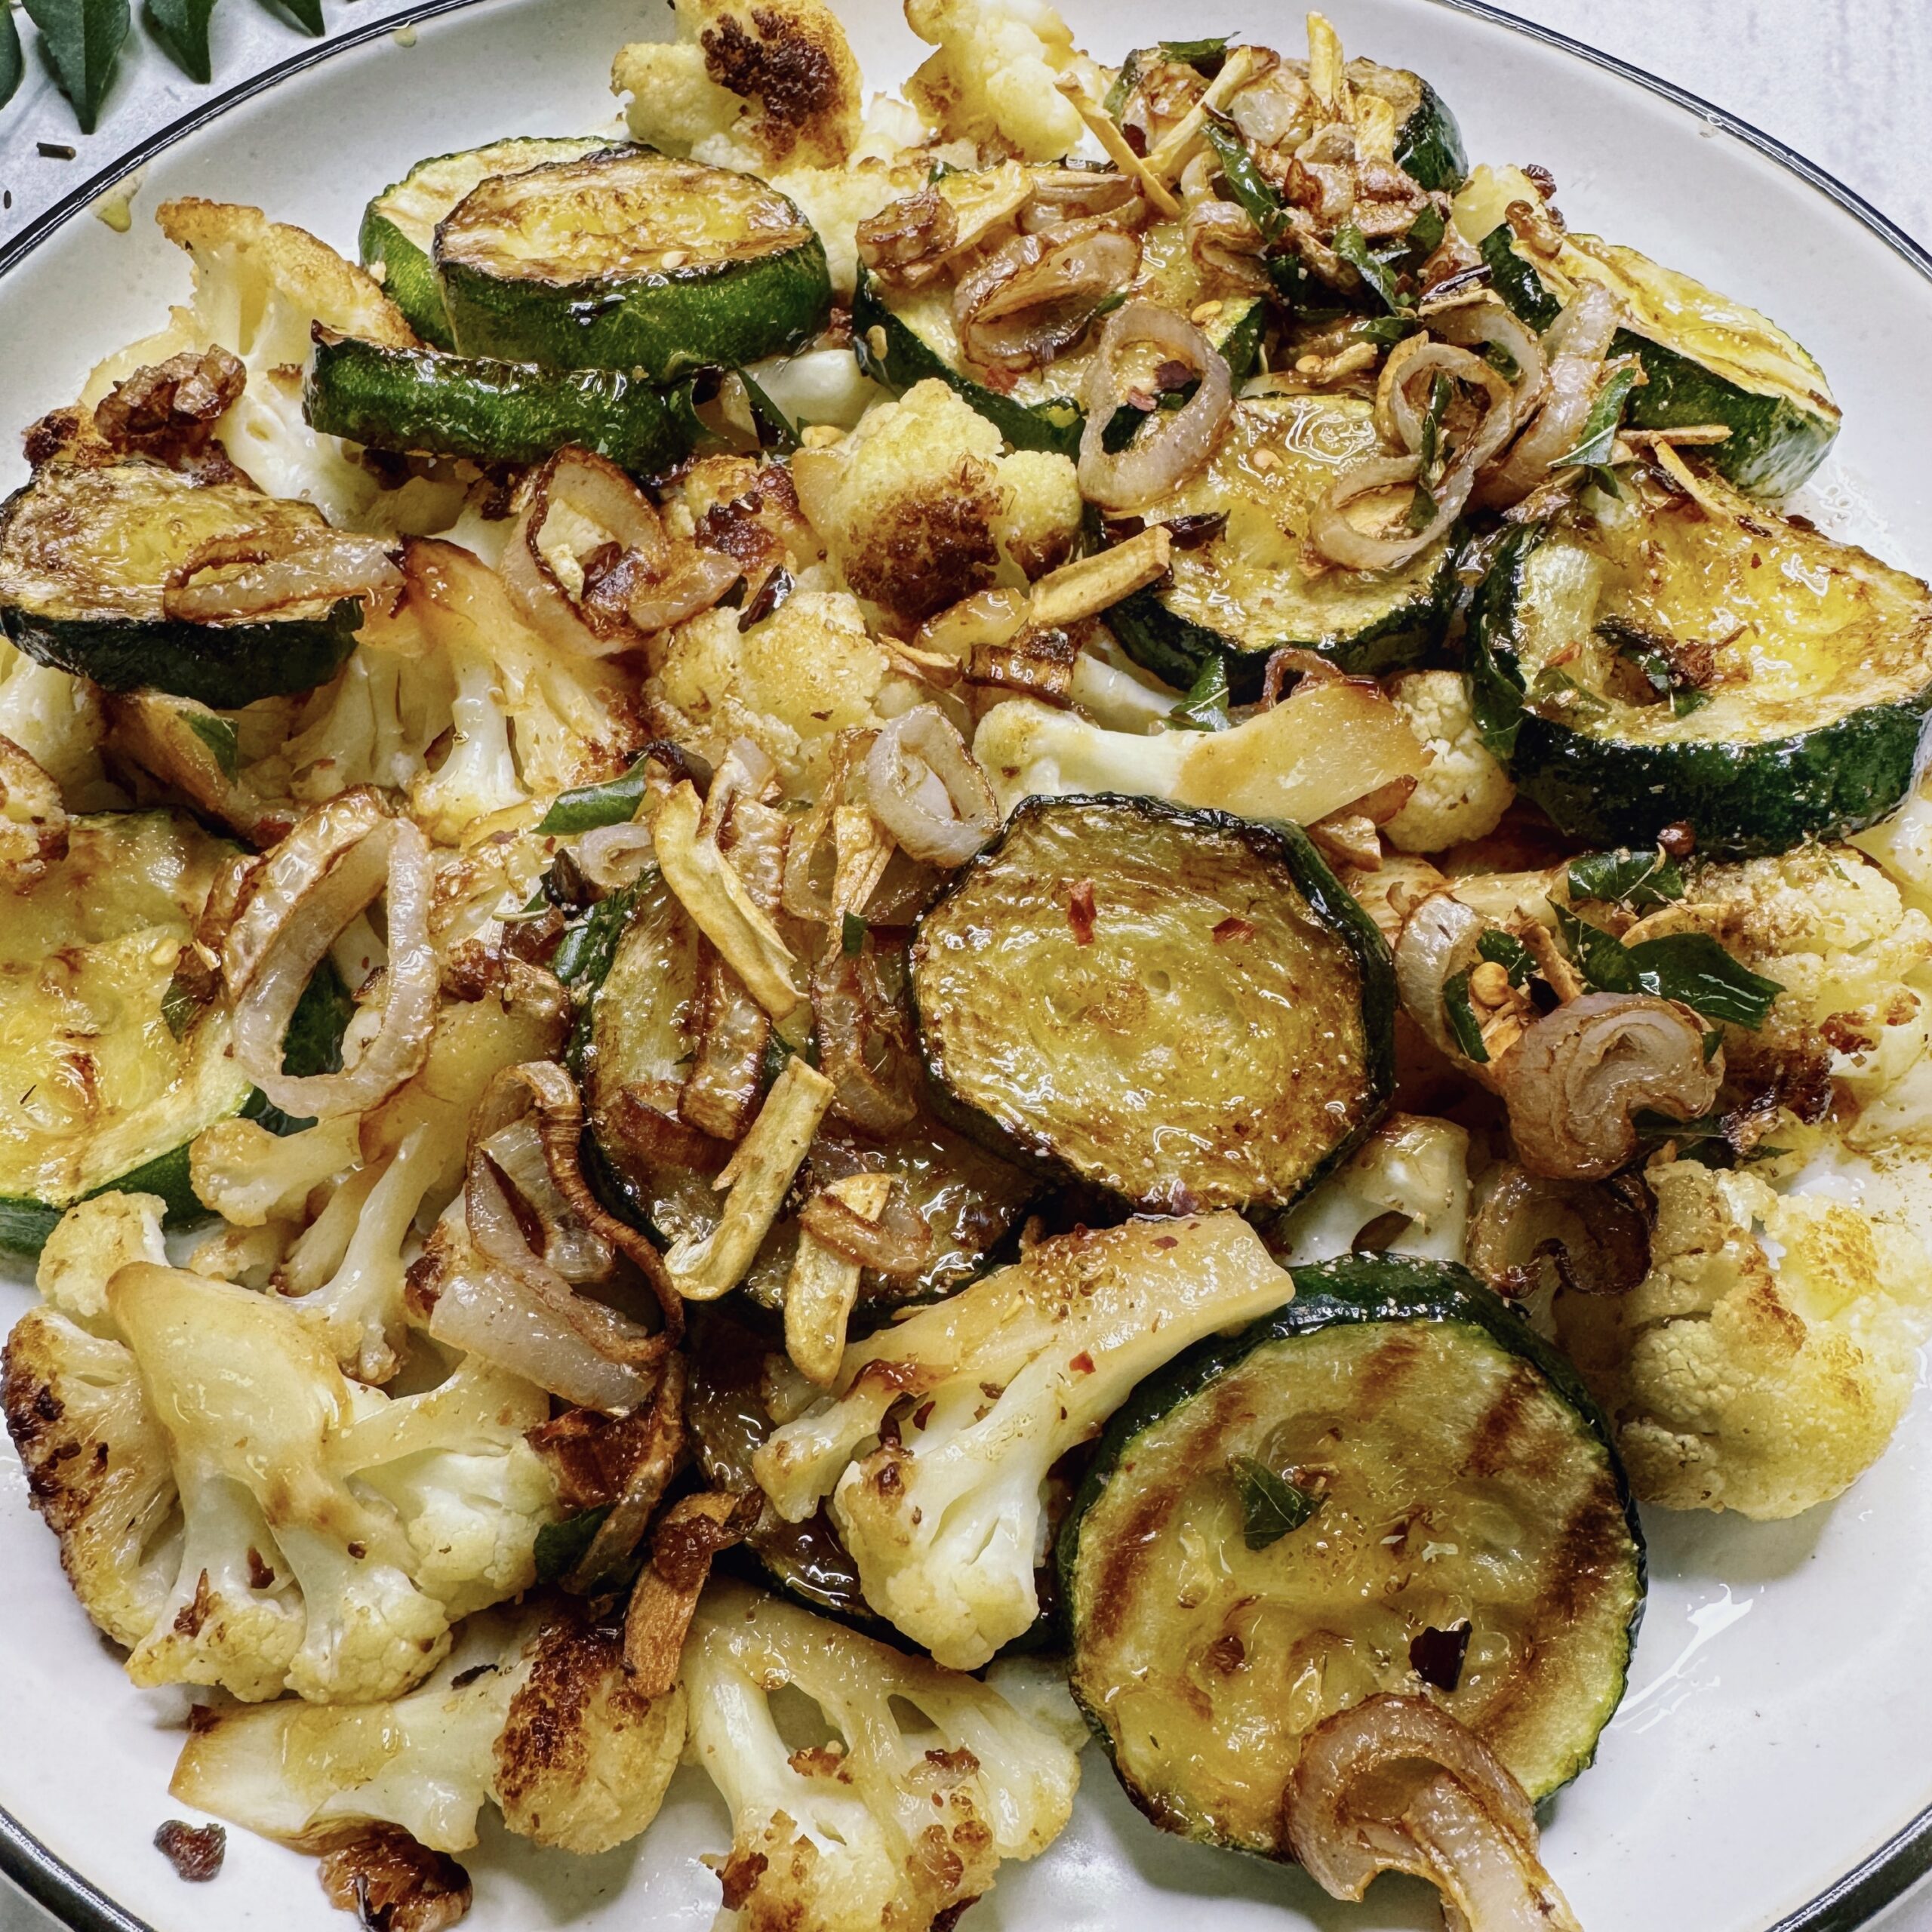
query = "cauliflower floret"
xmin=649 ymin=588 xmax=910 ymax=798
xmin=2 ymin=1306 xmax=180 ymax=1648
xmin=797 ymin=381 xmax=1081 ymax=625
xmin=1555 ymin=1159 xmax=1932 ymax=1519
xmin=4 ymin=1263 xmax=558 ymax=1703
xmin=1275 ymin=1115 xmax=1472 ymax=1265
xmin=1383 ymin=670 xmax=1514 ymax=854
xmin=35 ymin=1189 xmax=169 ymax=1329
xmin=903 ymin=0 xmax=1091 ymax=162
xmin=171 ymin=1610 xmax=685 ymax=1857
xmin=189 ymin=1115 xmax=362 ymax=1229
xmin=0 ymin=643 xmax=112 ymax=810
xmin=684 ymin=1580 xmax=1079 ymax=1932
xmin=755 ymin=1212 xmax=1295 ymax=1667
xmin=614 ymin=0 xmax=863 ymax=171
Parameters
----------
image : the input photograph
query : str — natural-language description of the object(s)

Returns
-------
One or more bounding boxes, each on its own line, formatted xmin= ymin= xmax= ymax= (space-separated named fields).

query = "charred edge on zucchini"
xmin=0 ymin=461 xmax=362 ymax=707
xmin=909 ymin=795 xmax=1395 ymax=1214
xmin=1469 ymin=478 xmax=1932 ymax=857
xmin=433 ymin=147 xmax=832 ymax=381
xmin=1061 ymin=1254 xmax=1644 ymax=1857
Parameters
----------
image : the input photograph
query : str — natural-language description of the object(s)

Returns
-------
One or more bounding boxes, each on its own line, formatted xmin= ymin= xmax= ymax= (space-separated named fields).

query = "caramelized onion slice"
xmin=222 ymin=789 xmax=436 ymax=1120
xmin=1078 ymin=301 xmax=1233 ymax=511
xmin=1478 ymin=281 xmax=1620 ymax=509
xmin=862 ymin=705 xmax=998 ymax=868
xmin=1309 ymin=453 xmax=1468 ymax=573
xmin=810 ymin=932 xmax=919 ymax=1137
xmin=955 ymin=220 xmax=1143 ymax=376
xmin=1468 ymin=1164 xmax=1654 ymax=1298
xmin=1286 ymin=1695 xmax=1582 ymax=1932
xmin=501 ymin=447 xmax=663 ymax=657
xmin=1498 ymin=992 xmax=1721 ymax=1180
xmin=163 ymin=529 xmax=401 ymax=623
xmin=1392 ymin=891 xmax=1488 ymax=1063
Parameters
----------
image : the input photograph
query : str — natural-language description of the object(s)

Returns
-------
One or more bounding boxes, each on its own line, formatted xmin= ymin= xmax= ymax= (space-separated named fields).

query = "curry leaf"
xmin=1168 ymin=654 xmax=1232 ymax=732
xmin=1442 ymin=968 xmax=1490 ymax=1063
xmin=734 ymin=366 xmax=798 ymax=454
xmin=283 ymin=958 xmax=353 ymax=1080
xmin=1158 ymin=34 xmax=1226 ymax=73
xmin=143 ymin=0 xmax=217 ymax=81
xmin=1566 ymin=847 xmax=1685 ymax=911
xmin=841 ymin=911 xmax=867 ymax=957
xmin=258 ymin=0 xmax=321 ymax=32
xmin=23 ymin=0 xmax=130 ymax=132
xmin=1202 ymin=118 xmax=1287 ymax=246
xmin=1334 ymin=222 xmax=1407 ymax=314
xmin=1478 ymin=223 xmax=1560 ymax=329
xmin=182 ymin=708 xmax=239 ymax=780
xmin=2 ymin=3 xmax=24 ymax=109
xmin=538 ymin=761 xmax=648 ymax=834
xmin=534 ymin=1506 xmax=611 ymax=1586
xmin=1229 ymin=1456 xmax=1321 ymax=1550
xmin=1477 ymin=928 xmax=1534 ymax=986
xmin=1555 ymin=361 xmax=1640 ymax=469
xmin=1555 ymin=906 xmax=1782 ymax=1029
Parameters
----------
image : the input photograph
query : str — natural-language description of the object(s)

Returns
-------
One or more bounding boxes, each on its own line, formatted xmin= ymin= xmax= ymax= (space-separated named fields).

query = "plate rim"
xmin=1 ymin=1 xmax=1929 ymax=1927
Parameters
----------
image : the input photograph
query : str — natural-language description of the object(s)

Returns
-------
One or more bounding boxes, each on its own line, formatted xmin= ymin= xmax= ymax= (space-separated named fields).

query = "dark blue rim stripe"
xmin=1 ymin=2 xmax=1929 ymax=1928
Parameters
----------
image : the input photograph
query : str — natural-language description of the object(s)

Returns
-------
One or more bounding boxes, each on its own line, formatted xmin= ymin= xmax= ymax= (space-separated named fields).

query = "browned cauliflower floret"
xmin=1556 ymin=1159 xmax=1932 ymax=1519
xmin=613 ymin=0 xmax=863 ymax=170
xmin=683 ymin=1580 xmax=1079 ymax=1931
xmin=794 ymin=380 xmax=1080 ymax=626
xmin=171 ymin=1610 xmax=685 ymax=1857
xmin=903 ymin=0 xmax=1100 ymax=161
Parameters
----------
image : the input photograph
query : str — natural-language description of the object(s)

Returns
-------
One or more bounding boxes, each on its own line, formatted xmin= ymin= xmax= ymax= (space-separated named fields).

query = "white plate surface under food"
xmin=2 ymin=2 xmax=1930 ymax=1928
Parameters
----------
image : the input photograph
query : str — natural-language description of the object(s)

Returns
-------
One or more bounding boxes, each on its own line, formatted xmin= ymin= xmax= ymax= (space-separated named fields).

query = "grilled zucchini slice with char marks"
xmin=854 ymin=202 xmax=1266 ymax=457
xmin=0 ymin=813 xmax=256 ymax=1255
xmin=359 ymin=135 xmax=616 ymax=350
xmin=1456 ymin=165 xmax=1838 ymax=497
xmin=303 ymin=329 xmax=703 ymax=474
xmin=1107 ymin=389 xmax=1459 ymax=695
xmin=0 ymin=460 xmax=363 ymax=708
xmin=1063 ymin=1254 xmax=1644 ymax=1857
xmin=435 ymin=146 xmax=832 ymax=381
xmin=910 ymin=795 xmax=1394 ymax=1214
xmin=1470 ymin=469 xmax=1932 ymax=858
xmin=577 ymin=868 xmax=1035 ymax=1308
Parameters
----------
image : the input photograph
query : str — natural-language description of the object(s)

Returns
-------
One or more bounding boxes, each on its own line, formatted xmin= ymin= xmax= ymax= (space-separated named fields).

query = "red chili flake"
xmin=1152 ymin=1235 xmax=1179 ymax=1250
xmin=1069 ymin=1351 xmax=1096 ymax=1374
xmin=1068 ymin=881 xmax=1097 ymax=945
xmin=911 ymin=1400 xmax=936 ymax=1431
xmin=1212 ymin=915 xmax=1255 ymax=944
xmin=154 ymin=1820 xmax=226 ymax=1883
xmin=1409 ymin=1620 xmax=1473 ymax=1693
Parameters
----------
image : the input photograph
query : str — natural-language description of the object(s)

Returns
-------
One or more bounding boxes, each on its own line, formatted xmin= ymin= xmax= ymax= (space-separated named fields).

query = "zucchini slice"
xmin=435 ymin=146 xmax=832 ymax=380
xmin=1375 ymin=64 xmax=1467 ymax=194
xmin=854 ymin=210 xmax=1266 ymax=456
xmin=1108 ymin=389 xmax=1459 ymax=694
xmin=909 ymin=795 xmax=1394 ymax=1214
xmin=578 ymin=869 xmax=1035 ymax=1306
xmin=303 ymin=331 xmax=703 ymax=474
xmin=1470 ymin=473 xmax=1932 ymax=857
xmin=0 ymin=813 xmax=256 ymax=1255
xmin=1457 ymin=168 xmax=1838 ymax=497
xmin=1063 ymin=1254 xmax=1644 ymax=1857
xmin=360 ymin=135 xmax=614 ymax=349
xmin=0 ymin=461 xmax=363 ymax=707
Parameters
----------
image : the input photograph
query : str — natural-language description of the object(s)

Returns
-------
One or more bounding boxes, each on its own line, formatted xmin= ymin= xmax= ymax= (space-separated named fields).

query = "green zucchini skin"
xmin=1060 ymin=1254 xmax=1645 ymax=1849
xmin=0 ymin=464 xmax=364 ymax=708
xmin=1613 ymin=329 xmax=1838 ymax=501
xmin=0 ymin=598 xmax=361 ymax=709
xmin=303 ymin=331 xmax=703 ymax=474
xmin=360 ymin=136 xmax=617 ymax=350
xmin=909 ymin=794 xmax=1395 ymax=1214
xmin=853 ymin=266 xmax=1266 ymax=457
xmin=433 ymin=149 xmax=832 ymax=381
xmin=1108 ymin=526 xmax=1457 ymax=697
xmin=1393 ymin=75 xmax=1468 ymax=192
xmin=1470 ymin=519 xmax=1932 ymax=859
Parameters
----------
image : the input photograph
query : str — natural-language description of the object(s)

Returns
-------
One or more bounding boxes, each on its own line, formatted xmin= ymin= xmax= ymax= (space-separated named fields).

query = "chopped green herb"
xmin=1476 ymin=928 xmax=1534 ymax=986
xmin=1477 ymin=223 xmax=1561 ymax=330
xmin=159 ymin=968 xmax=202 ymax=1042
xmin=552 ymin=881 xmax=638 ymax=991
xmin=735 ymin=366 xmax=799 ymax=454
xmin=1406 ymin=478 xmax=1441 ymax=535
xmin=182 ymin=709 xmax=239 ymax=780
xmin=1202 ymin=118 xmax=1287 ymax=246
xmin=1168 ymin=654 xmax=1232 ymax=732
xmin=841 ymin=911 xmax=867 ymax=957
xmin=1228 ymin=1455 xmax=1321 ymax=1550
xmin=1480 ymin=339 xmax=1521 ymax=382
xmin=1404 ymin=202 xmax=1447 ymax=261
xmin=1334 ymin=222 xmax=1407 ymax=313
xmin=1417 ymin=371 xmax=1450 ymax=479
xmin=1526 ymin=665 xmax=1611 ymax=722
xmin=1158 ymin=33 xmax=1227 ymax=73
xmin=1353 ymin=312 xmax=1420 ymax=349
xmin=538 ymin=761 xmax=649 ymax=835
xmin=1100 ymin=404 xmax=1147 ymax=454
xmin=1554 ymin=361 xmax=1640 ymax=470
xmin=282 ymin=958 xmax=353 ymax=1080
xmin=534 ymin=1506 xmax=611 ymax=1586
xmin=1566 ymin=847 xmax=1685 ymax=911
xmin=1671 ymin=684 xmax=1714 ymax=718
xmin=1442 ymin=968 xmax=1490 ymax=1063
xmin=1555 ymin=906 xmax=1782 ymax=1029
xmin=1101 ymin=48 xmax=1142 ymax=122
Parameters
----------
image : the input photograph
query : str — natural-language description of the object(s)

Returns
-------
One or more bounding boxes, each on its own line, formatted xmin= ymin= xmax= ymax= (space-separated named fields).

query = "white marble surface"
xmin=1 ymin=0 xmax=1929 ymax=1928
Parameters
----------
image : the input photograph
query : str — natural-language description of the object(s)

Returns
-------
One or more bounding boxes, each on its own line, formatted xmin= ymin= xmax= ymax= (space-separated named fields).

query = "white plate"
xmin=3 ymin=2 xmax=1932 ymax=1927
